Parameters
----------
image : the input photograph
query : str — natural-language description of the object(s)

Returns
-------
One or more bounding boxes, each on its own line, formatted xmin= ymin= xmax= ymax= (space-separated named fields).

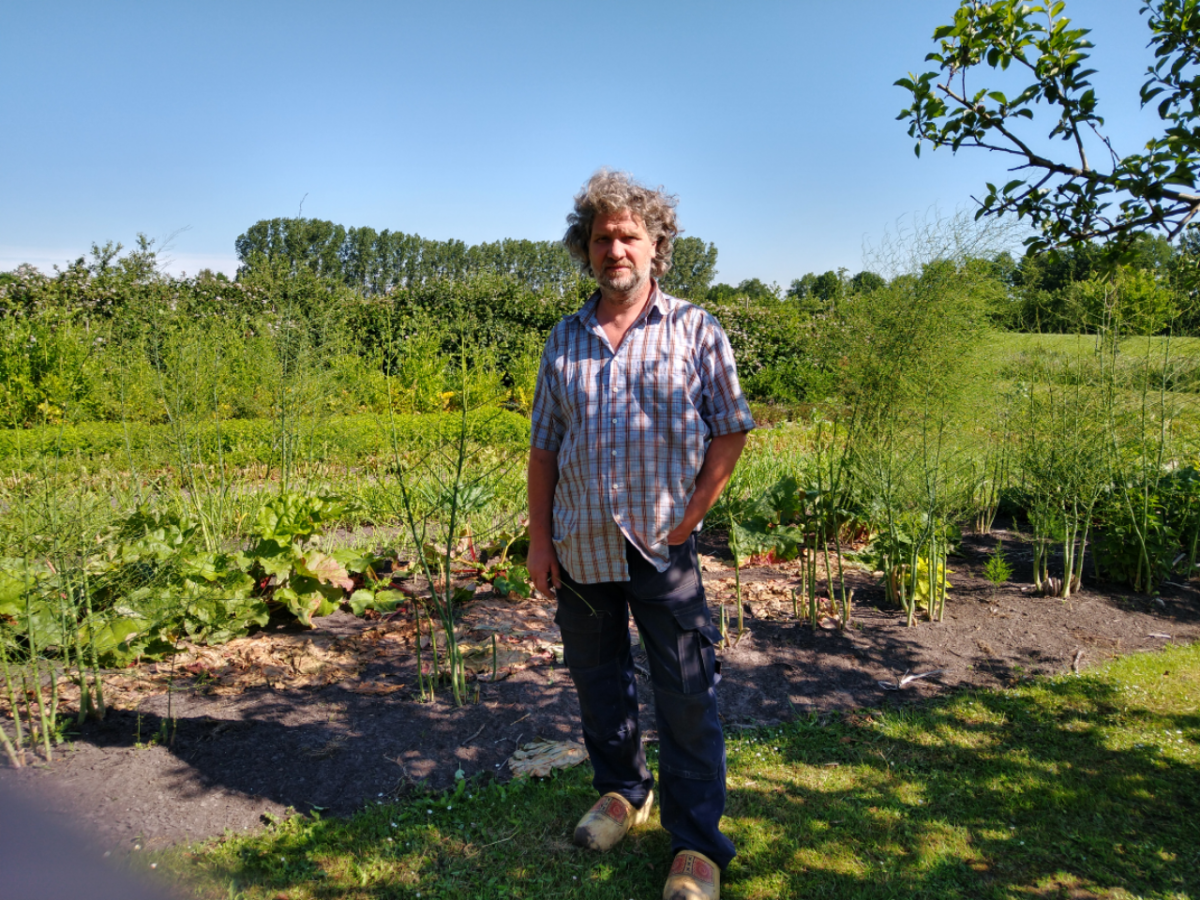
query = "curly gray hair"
xmin=563 ymin=169 xmax=680 ymax=278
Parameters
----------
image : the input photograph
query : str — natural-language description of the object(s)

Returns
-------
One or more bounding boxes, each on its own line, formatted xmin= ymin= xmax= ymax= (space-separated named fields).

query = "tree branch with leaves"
xmin=897 ymin=0 xmax=1200 ymax=253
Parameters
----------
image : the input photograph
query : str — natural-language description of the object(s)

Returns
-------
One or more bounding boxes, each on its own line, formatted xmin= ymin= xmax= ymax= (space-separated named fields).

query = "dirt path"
xmin=2 ymin=528 xmax=1197 ymax=853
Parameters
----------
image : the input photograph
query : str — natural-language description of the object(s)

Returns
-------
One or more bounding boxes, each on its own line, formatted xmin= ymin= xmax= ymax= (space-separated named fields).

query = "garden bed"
xmin=1 ymin=527 xmax=1197 ymax=854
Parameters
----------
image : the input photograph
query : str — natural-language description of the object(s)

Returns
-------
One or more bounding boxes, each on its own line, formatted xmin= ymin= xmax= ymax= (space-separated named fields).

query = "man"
xmin=527 ymin=170 xmax=754 ymax=900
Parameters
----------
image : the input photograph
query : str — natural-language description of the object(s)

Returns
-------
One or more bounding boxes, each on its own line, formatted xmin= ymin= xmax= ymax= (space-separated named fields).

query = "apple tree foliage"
xmin=897 ymin=0 xmax=1200 ymax=253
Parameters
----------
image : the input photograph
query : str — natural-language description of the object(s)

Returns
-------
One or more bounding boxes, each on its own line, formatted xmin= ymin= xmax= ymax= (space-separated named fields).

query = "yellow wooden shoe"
xmin=662 ymin=850 xmax=720 ymax=900
xmin=572 ymin=790 xmax=654 ymax=851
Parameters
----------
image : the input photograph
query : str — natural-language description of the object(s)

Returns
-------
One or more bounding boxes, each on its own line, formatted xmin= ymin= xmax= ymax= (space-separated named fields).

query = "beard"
xmin=596 ymin=261 xmax=651 ymax=299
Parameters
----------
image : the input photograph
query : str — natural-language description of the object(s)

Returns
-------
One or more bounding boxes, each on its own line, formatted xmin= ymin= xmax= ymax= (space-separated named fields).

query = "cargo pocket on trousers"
xmin=672 ymin=603 xmax=722 ymax=694
xmin=554 ymin=605 xmax=606 ymax=670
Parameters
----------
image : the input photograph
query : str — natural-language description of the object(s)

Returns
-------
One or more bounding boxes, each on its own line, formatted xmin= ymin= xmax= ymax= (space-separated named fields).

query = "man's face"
xmin=589 ymin=210 xmax=657 ymax=297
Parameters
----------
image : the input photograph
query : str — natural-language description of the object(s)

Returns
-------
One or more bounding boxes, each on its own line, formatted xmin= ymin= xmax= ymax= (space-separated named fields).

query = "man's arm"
xmin=665 ymin=430 xmax=749 ymax=545
xmin=527 ymin=446 xmax=562 ymax=597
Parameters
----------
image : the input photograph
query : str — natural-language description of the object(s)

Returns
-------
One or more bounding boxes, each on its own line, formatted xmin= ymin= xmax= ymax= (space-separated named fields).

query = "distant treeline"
xmin=236 ymin=217 xmax=1200 ymax=336
xmin=235 ymin=217 xmax=721 ymax=300
xmin=776 ymin=231 xmax=1200 ymax=336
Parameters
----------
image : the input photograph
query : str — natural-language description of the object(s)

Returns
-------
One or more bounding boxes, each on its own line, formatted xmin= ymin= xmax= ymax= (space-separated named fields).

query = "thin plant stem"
xmin=0 ymin=636 xmax=25 ymax=765
xmin=428 ymin=607 xmax=441 ymax=689
xmin=807 ymin=545 xmax=817 ymax=628
xmin=72 ymin=608 xmax=93 ymax=724
xmin=808 ymin=539 xmax=818 ymax=627
xmin=83 ymin=585 xmax=106 ymax=720
xmin=415 ymin=609 xmax=426 ymax=701
xmin=22 ymin=607 xmax=54 ymax=763
xmin=733 ymin=541 xmax=744 ymax=639
xmin=0 ymin=706 xmax=21 ymax=767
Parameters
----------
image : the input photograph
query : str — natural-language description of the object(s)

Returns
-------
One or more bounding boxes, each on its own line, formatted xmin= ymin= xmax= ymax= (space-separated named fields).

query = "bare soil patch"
xmin=2 ymin=527 xmax=1197 ymax=853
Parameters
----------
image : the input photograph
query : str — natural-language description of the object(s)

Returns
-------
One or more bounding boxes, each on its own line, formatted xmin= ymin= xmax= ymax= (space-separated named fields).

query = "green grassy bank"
xmin=162 ymin=643 xmax=1200 ymax=900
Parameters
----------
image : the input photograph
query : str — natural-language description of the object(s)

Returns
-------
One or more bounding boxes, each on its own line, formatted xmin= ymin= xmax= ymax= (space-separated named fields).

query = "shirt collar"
xmin=572 ymin=279 xmax=670 ymax=330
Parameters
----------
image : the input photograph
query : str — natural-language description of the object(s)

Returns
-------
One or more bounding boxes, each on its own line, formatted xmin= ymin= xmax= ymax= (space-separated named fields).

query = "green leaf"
xmin=296 ymin=550 xmax=354 ymax=591
xmin=494 ymin=565 xmax=532 ymax=599
xmin=89 ymin=617 xmax=150 ymax=665
xmin=332 ymin=548 xmax=382 ymax=579
xmin=349 ymin=589 xmax=376 ymax=617
xmin=373 ymin=589 xmax=406 ymax=609
xmin=257 ymin=550 xmax=297 ymax=580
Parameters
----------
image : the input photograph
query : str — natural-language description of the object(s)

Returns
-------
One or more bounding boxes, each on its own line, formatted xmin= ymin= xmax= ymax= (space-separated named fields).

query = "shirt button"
xmin=611 ymin=418 xmax=618 ymax=424
xmin=611 ymin=450 xmax=617 ymax=457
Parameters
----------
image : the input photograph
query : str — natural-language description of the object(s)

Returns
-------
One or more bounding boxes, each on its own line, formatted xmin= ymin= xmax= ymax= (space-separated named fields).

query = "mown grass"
xmin=159 ymin=642 xmax=1200 ymax=900
xmin=980 ymin=332 xmax=1200 ymax=392
xmin=991 ymin=333 xmax=1200 ymax=357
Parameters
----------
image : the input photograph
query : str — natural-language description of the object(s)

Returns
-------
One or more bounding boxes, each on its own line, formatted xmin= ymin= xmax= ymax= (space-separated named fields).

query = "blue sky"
xmin=0 ymin=1 xmax=1163 ymax=288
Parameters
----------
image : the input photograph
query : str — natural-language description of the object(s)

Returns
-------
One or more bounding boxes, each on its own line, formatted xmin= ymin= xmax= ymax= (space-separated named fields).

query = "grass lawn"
xmin=987 ymin=333 xmax=1200 ymax=359
xmin=160 ymin=642 xmax=1200 ymax=899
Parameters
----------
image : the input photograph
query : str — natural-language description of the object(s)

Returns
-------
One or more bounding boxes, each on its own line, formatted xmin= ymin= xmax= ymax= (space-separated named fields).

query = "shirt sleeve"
xmin=529 ymin=329 xmax=566 ymax=452
xmin=698 ymin=312 xmax=756 ymax=438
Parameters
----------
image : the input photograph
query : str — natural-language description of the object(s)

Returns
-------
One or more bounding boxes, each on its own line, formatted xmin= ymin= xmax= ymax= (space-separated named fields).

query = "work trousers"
xmin=554 ymin=534 xmax=736 ymax=870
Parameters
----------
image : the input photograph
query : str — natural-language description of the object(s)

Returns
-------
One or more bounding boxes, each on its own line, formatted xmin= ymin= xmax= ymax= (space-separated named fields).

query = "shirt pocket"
xmin=633 ymin=359 xmax=694 ymax=427
xmin=634 ymin=358 xmax=706 ymax=483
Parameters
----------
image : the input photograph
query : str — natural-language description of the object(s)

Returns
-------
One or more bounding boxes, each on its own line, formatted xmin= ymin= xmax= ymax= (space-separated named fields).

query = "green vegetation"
xmin=0 ymin=410 xmax=530 ymax=473
xmin=1 ymin=207 xmax=1198 ymax=764
xmin=233 ymin=217 xmax=718 ymax=301
xmin=163 ymin=643 xmax=1200 ymax=899
xmin=983 ymin=541 xmax=1014 ymax=589
xmin=898 ymin=0 xmax=1200 ymax=252
xmin=6 ymin=1 xmax=1200 ymax=883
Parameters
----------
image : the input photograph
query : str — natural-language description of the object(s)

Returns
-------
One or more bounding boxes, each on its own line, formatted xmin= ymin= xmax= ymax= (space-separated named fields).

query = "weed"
xmin=983 ymin=541 xmax=1014 ymax=595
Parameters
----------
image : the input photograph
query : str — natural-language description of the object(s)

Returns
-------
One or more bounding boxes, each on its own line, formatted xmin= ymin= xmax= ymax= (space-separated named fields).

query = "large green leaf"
xmin=0 ymin=558 xmax=53 ymax=616
xmin=89 ymin=616 xmax=151 ymax=665
xmin=296 ymin=550 xmax=354 ymax=591
xmin=253 ymin=492 xmax=347 ymax=543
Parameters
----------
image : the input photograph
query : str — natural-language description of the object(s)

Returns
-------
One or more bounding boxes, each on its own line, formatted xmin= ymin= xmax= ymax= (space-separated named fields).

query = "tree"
xmin=1067 ymin=265 xmax=1178 ymax=334
xmin=236 ymin=218 xmax=583 ymax=293
xmin=897 ymin=0 xmax=1200 ymax=253
xmin=236 ymin=218 xmax=346 ymax=279
xmin=660 ymin=236 xmax=718 ymax=299
xmin=811 ymin=269 xmax=847 ymax=303
xmin=787 ymin=273 xmax=818 ymax=300
xmin=850 ymin=270 xmax=887 ymax=294
xmin=788 ymin=270 xmax=869 ymax=314
xmin=707 ymin=278 xmax=779 ymax=303
xmin=1168 ymin=224 xmax=1200 ymax=330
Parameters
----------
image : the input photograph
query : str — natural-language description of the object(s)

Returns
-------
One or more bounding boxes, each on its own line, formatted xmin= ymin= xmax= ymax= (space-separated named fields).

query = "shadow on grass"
xmin=168 ymin=647 xmax=1199 ymax=899
xmin=727 ymin=665 xmax=1200 ymax=899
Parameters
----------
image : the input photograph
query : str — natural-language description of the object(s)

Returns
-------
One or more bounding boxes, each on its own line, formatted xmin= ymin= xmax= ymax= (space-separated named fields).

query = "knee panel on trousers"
xmin=653 ymin=683 xmax=724 ymax=780
xmin=568 ymin=656 xmax=638 ymax=744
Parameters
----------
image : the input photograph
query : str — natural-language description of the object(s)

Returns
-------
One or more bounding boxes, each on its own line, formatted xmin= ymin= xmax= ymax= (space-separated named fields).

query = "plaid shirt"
xmin=530 ymin=282 xmax=755 ymax=584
